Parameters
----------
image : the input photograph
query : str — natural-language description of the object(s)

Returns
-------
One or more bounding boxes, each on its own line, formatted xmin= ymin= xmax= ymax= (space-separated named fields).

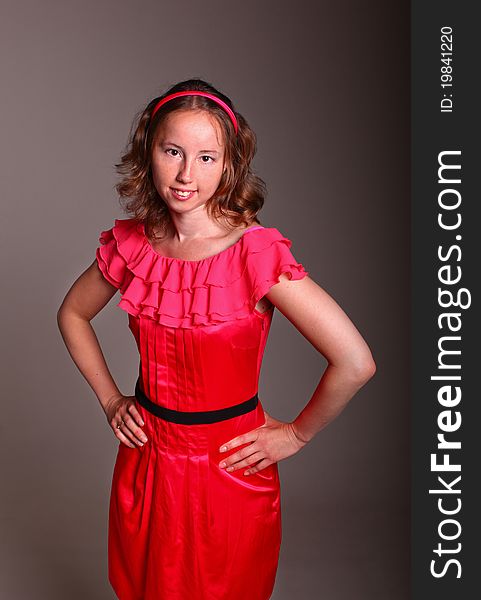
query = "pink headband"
xmin=150 ymin=91 xmax=238 ymax=134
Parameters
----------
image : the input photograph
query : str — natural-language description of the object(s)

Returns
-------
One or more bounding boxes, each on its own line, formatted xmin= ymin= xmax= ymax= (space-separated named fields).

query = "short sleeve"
xmin=247 ymin=229 xmax=309 ymax=306
xmin=95 ymin=224 xmax=128 ymax=291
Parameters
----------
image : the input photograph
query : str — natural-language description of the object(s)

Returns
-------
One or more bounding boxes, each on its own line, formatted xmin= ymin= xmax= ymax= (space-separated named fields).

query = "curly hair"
xmin=114 ymin=78 xmax=267 ymax=241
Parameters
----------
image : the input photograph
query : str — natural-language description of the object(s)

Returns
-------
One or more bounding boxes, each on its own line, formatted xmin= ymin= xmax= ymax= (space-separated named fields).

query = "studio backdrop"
xmin=1 ymin=1 xmax=409 ymax=598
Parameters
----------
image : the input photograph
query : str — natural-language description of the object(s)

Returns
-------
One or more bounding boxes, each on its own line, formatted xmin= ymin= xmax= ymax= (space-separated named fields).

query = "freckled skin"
xmin=151 ymin=110 xmax=226 ymax=218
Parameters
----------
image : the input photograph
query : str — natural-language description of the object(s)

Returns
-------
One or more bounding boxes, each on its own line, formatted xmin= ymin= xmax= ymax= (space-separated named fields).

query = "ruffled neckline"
xmin=97 ymin=218 xmax=308 ymax=328
xmin=139 ymin=222 xmax=269 ymax=264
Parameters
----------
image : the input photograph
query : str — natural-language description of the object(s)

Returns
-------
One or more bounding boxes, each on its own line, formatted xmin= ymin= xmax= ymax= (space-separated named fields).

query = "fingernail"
xmin=226 ymin=466 xmax=234 ymax=472
xmin=220 ymin=446 xmax=227 ymax=452
xmin=140 ymin=420 xmax=145 ymax=426
xmin=244 ymin=470 xmax=250 ymax=476
xmin=219 ymin=461 xmax=227 ymax=468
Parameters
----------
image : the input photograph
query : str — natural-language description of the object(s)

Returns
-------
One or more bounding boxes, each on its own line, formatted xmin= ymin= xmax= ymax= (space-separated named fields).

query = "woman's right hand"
xmin=104 ymin=394 xmax=149 ymax=448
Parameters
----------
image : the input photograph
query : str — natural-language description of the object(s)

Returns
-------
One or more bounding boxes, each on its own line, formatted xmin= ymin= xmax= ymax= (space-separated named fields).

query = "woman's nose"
xmin=177 ymin=158 xmax=194 ymax=183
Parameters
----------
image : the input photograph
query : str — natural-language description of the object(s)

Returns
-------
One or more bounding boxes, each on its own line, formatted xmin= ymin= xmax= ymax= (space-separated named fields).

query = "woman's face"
xmin=151 ymin=109 xmax=226 ymax=215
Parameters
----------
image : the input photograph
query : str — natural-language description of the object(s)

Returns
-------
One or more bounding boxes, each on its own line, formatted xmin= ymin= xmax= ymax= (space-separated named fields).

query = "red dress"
xmin=96 ymin=218 xmax=309 ymax=600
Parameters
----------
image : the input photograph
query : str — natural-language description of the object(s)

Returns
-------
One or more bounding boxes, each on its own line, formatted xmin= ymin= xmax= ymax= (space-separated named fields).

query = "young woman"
xmin=57 ymin=78 xmax=376 ymax=600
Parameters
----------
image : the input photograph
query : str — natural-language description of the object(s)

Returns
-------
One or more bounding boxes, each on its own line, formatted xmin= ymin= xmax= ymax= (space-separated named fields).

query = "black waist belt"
xmin=134 ymin=378 xmax=259 ymax=425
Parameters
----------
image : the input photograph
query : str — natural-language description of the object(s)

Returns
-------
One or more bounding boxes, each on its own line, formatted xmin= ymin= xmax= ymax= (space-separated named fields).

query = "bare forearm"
xmin=57 ymin=308 xmax=122 ymax=413
xmin=291 ymin=363 xmax=374 ymax=444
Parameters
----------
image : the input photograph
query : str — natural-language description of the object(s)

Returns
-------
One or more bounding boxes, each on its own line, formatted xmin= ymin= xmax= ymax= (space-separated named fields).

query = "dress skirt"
xmin=108 ymin=391 xmax=282 ymax=600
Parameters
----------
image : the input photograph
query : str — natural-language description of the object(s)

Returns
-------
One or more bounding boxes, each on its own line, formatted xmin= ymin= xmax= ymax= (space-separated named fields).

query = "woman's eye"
xmin=165 ymin=150 xmax=213 ymax=162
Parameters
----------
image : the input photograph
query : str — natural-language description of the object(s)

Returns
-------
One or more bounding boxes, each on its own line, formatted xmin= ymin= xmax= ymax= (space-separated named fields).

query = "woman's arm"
xmin=57 ymin=259 xmax=123 ymax=412
xmin=57 ymin=260 xmax=147 ymax=448
xmin=265 ymin=273 xmax=377 ymax=444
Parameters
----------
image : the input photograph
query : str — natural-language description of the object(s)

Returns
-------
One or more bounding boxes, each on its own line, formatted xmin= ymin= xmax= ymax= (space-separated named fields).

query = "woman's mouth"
xmin=171 ymin=188 xmax=196 ymax=201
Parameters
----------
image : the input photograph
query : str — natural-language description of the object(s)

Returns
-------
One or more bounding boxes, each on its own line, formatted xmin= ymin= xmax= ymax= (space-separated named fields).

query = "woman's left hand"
xmin=218 ymin=410 xmax=308 ymax=476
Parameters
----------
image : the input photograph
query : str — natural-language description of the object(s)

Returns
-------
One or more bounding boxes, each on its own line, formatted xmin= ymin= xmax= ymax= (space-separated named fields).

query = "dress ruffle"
xmin=96 ymin=218 xmax=309 ymax=328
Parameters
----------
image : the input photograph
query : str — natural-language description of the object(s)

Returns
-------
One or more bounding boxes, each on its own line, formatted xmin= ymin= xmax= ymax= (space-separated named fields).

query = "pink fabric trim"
xmin=243 ymin=225 xmax=265 ymax=234
xmin=96 ymin=219 xmax=309 ymax=328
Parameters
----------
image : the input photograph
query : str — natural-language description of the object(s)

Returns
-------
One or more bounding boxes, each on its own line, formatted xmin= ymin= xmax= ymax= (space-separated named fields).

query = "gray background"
xmin=1 ymin=1 xmax=409 ymax=598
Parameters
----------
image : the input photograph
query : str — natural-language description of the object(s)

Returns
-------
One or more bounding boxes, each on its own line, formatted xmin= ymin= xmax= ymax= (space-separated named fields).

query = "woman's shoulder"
xmin=99 ymin=216 xmax=141 ymax=238
xmin=241 ymin=223 xmax=308 ymax=281
xmin=240 ymin=222 xmax=299 ymax=254
xmin=95 ymin=217 xmax=148 ymax=290
xmin=97 ymin=217 xmax=145 ymax=256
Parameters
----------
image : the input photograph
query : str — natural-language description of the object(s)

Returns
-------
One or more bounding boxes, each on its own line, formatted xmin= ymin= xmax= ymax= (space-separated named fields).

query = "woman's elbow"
xmin=353 ymin=355 xmax=377 ymax=384
xmin=339 ymin=349 xmax=376 ymax=385
xmin=56 ymin=302 xmax=70 ymax=332
xmin=57 ymin=300 xmax=80 ymax=330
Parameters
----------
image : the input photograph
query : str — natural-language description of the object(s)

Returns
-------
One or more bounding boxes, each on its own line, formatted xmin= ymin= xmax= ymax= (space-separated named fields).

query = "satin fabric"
xmin=109 ymin=311 xmax=281 ymax=600
xmin=95 ymin=218 xmax=309 ymax=599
